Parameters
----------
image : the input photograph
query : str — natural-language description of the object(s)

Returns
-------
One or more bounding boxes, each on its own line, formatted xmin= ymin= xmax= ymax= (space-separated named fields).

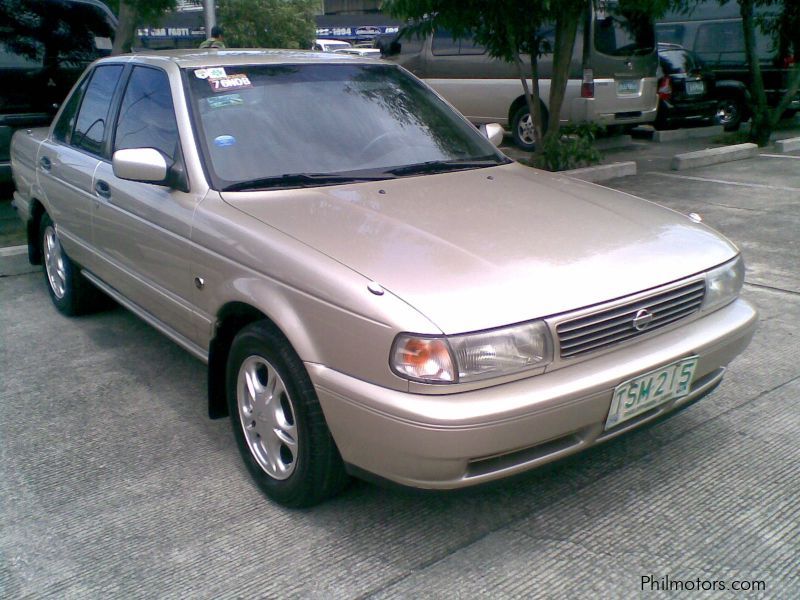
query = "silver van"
xmin=383 ymin=2 xmax=658 ymax=149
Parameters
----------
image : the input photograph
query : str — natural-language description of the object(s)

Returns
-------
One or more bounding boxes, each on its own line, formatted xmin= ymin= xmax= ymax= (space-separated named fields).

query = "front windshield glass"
xmin=185 ymin=63 xmax=505 ymax=191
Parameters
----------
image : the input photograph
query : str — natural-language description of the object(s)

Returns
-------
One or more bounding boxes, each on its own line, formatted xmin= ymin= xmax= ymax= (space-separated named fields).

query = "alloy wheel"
xmin=43 ymin=225 xmax=67 ymax=299
xmin=236 ymin=355 xmax=299 ymax=480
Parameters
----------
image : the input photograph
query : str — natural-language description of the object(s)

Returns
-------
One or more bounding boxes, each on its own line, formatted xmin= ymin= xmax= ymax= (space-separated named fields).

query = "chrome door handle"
xmin=39 ymin=156 xmax=51 ymax=171
xmin=95 ymin=180 xmax=111 ymax=199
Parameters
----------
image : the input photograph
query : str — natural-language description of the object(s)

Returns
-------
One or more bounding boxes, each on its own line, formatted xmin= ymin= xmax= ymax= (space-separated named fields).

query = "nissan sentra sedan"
xmin=10 ymin=50 xmax=757 ymax=507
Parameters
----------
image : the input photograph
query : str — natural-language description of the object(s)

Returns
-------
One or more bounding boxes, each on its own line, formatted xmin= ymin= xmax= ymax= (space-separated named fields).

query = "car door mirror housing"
xmin=479 ymin=123 xmax=505 ymax=147
xmin=112 ymin=148 xmax=169 ymax=184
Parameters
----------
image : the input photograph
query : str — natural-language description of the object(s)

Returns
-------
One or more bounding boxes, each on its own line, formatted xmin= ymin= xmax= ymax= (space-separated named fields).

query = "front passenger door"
xmin=92 ymin=65 xmax=203 ymax=347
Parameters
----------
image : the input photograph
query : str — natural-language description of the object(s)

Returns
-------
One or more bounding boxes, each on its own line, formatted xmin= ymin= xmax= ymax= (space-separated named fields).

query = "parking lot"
xmin=1 ymin=133 xmax=799 ymax=598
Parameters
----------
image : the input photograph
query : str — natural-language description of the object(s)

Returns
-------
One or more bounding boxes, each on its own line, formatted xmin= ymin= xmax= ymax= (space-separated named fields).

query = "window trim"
xmin=52 ymin=71 xmax=91 ymax=146
xmin=111 ymin=64 xmax=181 ymax=161
xmin=68 ymin=62 xmax=127 ymax=160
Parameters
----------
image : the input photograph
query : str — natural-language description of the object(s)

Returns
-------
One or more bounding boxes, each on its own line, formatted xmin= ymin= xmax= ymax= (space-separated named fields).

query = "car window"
xmin=594 ymin=6 xmax=655 ymax=56
xmin=694 ymin=22 xmax=744 ymax=55
xmin=660 ymin=49 xmax=698 ymax=74
xmin=656 ymin=24 xmax=685 ymax=46
xmin=432 ymin=30 xmax=486 ymax=56
xmin=0 ymin=40 xmax=44 ymax=68
xmin=396 ymin=30 xmax=424 ymax=55
xmin=432 ymin=30 xmax=459 ymax=56
xmin=114 ymin=66 xmax=179 ymax=160
xmin=53 ymin=75 xmax=90 ymax=144
xmin=72 ymin=64 xmax=123 ymax=156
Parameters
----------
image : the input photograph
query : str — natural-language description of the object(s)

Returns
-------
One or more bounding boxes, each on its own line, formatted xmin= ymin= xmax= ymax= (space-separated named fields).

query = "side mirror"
xmin=480 ymin=123 xmax=505 ymax=147
xmin=112 ymin=148 xmax=169 ymax=183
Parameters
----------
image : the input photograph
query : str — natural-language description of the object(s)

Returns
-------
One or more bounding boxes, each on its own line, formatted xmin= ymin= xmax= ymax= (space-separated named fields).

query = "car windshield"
xmin=185 ymin=63 xmax=506 ymax=191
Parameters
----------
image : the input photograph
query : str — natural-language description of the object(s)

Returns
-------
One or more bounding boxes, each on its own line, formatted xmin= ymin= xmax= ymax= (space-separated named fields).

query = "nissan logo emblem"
xmin=632 ymin=309 xmax=654 ymax=331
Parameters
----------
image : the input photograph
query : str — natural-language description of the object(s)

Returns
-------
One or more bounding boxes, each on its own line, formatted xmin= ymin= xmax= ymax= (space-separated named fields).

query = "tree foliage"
xmin=100 ymin=0 xmax=177 ymax=54
xmin=218 ymin=0 xmax=317 ymax=49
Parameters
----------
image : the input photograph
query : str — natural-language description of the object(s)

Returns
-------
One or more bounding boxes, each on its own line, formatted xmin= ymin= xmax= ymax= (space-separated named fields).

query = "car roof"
xmin=100 ymin=49 xmax=383 ymax=68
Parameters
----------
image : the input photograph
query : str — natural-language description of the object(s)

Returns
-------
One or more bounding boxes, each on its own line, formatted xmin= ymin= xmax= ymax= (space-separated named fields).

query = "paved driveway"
xmin=1 ymin=147 xmax=798 ymax=598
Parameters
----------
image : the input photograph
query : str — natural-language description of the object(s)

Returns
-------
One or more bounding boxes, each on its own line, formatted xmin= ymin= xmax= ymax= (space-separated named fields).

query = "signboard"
xmin=315 ymin=25 xmax=399 ymax=40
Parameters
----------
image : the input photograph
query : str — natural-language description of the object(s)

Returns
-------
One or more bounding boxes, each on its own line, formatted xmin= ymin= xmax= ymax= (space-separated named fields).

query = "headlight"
xmin=702 ymin=255 xmax=744 ymax=312
xmin=391 ymin=321 xmax=553 ymax=384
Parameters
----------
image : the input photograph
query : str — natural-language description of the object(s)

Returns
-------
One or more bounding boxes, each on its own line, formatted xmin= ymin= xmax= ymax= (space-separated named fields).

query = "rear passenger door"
xmin=91 ymin=65 xmax=204 ymax=347
xmin=38 ymin=64 xmax=124 ymax=269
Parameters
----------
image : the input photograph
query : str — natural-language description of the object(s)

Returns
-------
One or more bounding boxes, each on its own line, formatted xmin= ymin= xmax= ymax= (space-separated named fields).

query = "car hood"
xmin=222 ymin=162 xmax=737 ymax=334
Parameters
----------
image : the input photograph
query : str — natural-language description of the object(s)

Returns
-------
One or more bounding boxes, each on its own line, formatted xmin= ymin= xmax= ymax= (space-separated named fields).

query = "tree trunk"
xmin=739 ymin=0 xmax=771 ymax=146
xmin=547 ymin=5 xmax=582 ymax=137
xmin=112 ymin=1 xmax=138 ymax=55
xmin=513 ymin=47 xmax=544 ymax=151
xmin=769 ymin=63 xmax=800 ymax=127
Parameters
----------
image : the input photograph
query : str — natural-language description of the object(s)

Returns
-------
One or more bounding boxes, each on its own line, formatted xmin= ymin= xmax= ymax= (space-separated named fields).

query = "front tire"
xmin=39 ymin=213 xmax=100 ymax=316
xmin=226 ymin=321 xmax=348 ymax=507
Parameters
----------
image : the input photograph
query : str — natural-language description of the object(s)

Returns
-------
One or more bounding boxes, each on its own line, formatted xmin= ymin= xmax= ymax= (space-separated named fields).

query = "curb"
xmin=775 ymin=137 xmax=800 ymax=152
xmin=653 ymin=124 xmax=724 ymax=143
xmin=565 ymin=161 xmax=637 ymax=182
xmin=671 ymin=143 xmax=758 ymax=171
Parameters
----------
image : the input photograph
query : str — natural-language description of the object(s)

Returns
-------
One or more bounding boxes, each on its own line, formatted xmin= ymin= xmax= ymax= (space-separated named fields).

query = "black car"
xmin=655 ymin=43 xmax=718 ymax=130
xmin=657 ymin=2 xmax=800 ymax=131
xmin=0 ymin=0 xmax=116 ymax=184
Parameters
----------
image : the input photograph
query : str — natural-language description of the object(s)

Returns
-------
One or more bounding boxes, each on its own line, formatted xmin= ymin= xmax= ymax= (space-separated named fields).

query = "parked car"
xmin=11 ymin=50 xmax=756 ymax=507
xmin=655 ymin=43 xmax=718 ymax=130
xmin=0 ymin=0 xmax=116 ymax=183
xmin=332 ymin=47 xmax=381 ymax=57
xmin=383 ymin=1 xmax=659 ymax=150
xmin=657 ymin=1 xmax=800 ymax=131
xmin=312 ymin=39 xmax=352 ymax=52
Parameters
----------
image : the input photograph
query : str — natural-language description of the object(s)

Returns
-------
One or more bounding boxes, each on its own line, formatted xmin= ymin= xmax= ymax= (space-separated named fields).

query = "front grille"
xmin=556 ymin=279 xmax=706 ymax=359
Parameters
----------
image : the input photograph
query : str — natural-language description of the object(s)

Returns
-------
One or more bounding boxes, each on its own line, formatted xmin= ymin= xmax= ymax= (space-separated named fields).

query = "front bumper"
xmin=311 ymin=299 xmax=757 ymax=489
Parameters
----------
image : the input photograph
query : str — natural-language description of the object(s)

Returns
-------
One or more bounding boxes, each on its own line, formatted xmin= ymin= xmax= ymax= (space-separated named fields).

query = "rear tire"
xmin=39 ymin=213 xmax=101 ymax=316
xmin=511 ymin=103 xmax=548 ymax=151
xmin=715 ymin=97 xmax=743 ymax=131
xmin=226 ymin=320 xmax=348 ymax=507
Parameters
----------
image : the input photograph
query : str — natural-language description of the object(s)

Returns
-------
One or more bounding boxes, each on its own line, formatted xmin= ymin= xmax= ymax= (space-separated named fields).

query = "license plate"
xmin=617 ymin=79 xmax=639 ymax=95
xmin=686 ymin=80 xmax=705 ymax=95
xmin=605 ymin=357 xmax=698 ymax=430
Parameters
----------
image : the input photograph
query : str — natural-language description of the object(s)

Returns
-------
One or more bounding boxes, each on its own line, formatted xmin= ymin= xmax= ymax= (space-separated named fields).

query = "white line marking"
xmin=760 ymin=153 xmax=800 ymax=159
xmin=0 ymin=245 xmax=27 ymax=257
xmin=650 ymin=172 xmax=800 ymax=193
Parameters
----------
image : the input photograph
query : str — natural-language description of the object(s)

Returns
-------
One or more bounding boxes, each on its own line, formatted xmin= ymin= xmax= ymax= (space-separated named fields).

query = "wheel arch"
xmin=207 ymin=300 xmax=312 ymax=420
xmin=715 ymin=80 xmax=751 ymax=113
xmin=507 ymin=95 xmax=550 ymax=128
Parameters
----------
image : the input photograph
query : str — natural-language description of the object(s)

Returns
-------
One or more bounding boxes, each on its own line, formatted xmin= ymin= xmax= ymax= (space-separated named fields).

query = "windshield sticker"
xmin=209 ymin=74 xmax=252 ymax=92
xmin=195 ymin=67 xmax=227 ymax=79
xmin=214 ymin=135 xmax=237 ymax=148
xmin=207 ymin=94 xmax=243 ymax=109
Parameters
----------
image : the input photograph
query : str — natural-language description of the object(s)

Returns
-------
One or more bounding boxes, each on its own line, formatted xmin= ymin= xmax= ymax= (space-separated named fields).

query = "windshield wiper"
xmin=386 ymin=157 xmax=507 ymax=177
xmin=222 ymin=171 xmax=395 ymax=192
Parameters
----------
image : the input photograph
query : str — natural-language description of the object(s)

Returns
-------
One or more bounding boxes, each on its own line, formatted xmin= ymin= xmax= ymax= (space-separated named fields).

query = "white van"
xmin=383 ymin=3 xmax=659 ymax=149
